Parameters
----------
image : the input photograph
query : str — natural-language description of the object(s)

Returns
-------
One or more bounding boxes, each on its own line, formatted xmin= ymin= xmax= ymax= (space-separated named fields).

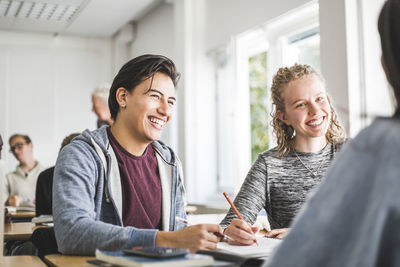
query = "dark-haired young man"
xmin=3 ymin=134 xmax=44 ymax=206
xmin=54 ymin=55 xmax=222 ymax=255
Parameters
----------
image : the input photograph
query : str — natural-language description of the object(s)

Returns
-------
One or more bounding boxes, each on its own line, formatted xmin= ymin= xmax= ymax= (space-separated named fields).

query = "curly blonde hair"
xmin=271 ymin=64 xmax=346 ymax=157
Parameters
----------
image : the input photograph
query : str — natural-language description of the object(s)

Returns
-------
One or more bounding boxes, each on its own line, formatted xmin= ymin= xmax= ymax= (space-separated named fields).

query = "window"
xmin=213 ymin=2 xmax=320 ymax=198
xmin=249 ymin=51 xmax=269 ymax=162
xmin=284 ymin=27 xmax=320 ymax=72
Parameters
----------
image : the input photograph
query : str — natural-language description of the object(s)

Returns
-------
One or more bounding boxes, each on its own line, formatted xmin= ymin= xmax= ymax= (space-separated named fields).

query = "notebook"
xmin=216 ymin=237 xmax=282 ymax=258
xmin=95 ymin=249 xmax=214 ymax=267
xmin=6 ymin=205 xmax=35 ymax=213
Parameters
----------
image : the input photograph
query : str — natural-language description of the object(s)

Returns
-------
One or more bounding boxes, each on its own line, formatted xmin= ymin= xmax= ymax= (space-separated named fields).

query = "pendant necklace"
xmin=293 ymin=149 xmax=325 ymax=178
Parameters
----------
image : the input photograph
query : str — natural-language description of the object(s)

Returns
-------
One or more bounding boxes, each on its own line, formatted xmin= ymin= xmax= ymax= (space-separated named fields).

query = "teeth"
xmin=150 ymin=117 xmax=165 ymax=126
xmin=307 ymin=117 xmax=323 ymax=126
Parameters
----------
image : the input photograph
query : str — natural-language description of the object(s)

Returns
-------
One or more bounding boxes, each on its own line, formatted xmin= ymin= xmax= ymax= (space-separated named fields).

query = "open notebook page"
xmin=217 ymin=236 xmax=282 ymax=258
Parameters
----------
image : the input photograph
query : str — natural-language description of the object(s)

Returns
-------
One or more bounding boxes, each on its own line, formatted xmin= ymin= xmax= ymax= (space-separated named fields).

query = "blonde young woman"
xmin=220 ymin=64 xmax=346 ymax=244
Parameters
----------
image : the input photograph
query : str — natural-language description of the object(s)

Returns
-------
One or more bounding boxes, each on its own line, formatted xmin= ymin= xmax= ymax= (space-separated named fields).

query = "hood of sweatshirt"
xmin=73 ymin=125 xmax=177 ymax=166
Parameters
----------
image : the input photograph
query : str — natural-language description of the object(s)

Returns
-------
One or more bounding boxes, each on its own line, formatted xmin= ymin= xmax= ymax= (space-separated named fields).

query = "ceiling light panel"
xmin=5 ymin=1 xmax=21 ymax=17
xmin=0 ymin=1 xmax=10 ymax=16
xmin=0 ymin=0 xmax=83 ymax=22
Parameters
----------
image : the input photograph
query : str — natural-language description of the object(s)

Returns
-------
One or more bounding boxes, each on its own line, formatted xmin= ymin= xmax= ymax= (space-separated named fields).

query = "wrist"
xmin=155 ymin=231 xmax=174 ymax=248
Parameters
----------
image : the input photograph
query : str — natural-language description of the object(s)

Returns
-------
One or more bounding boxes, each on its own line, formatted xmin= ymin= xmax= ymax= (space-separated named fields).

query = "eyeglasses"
xmin=9 ymin=142 xmax=27 ymax=152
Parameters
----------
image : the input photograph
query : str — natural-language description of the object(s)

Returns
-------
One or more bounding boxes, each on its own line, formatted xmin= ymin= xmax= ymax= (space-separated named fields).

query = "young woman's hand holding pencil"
xmin=223 ymin=192 xmax=259 ymax=246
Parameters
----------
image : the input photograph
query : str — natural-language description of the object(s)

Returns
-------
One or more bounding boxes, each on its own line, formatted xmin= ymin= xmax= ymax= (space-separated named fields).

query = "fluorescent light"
xmin=5 ymin=0 xmax=21 ymax=17
xmin=16 ymin=1 xmax=33 ymax=18
xmin=0 ymin=0 xmax=82 ymax=22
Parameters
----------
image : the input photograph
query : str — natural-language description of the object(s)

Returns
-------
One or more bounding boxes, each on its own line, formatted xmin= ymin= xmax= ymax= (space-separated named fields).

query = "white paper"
xmin=217 ymin=237 xmax=282 ymax=258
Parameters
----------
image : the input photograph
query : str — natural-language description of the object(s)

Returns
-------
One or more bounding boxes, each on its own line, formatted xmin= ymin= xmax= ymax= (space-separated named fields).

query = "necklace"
xmin=293 ymin=149 xmax=325 ymax=178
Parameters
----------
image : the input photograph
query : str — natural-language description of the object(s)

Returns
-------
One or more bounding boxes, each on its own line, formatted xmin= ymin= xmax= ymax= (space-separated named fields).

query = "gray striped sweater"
xmin=220 ymin=142 xmax=344 ymax=229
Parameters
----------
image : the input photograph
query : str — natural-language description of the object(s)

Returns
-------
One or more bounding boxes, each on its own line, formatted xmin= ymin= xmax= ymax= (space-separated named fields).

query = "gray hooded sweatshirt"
xmin=53 ymin=126 xmax=186 ymax=255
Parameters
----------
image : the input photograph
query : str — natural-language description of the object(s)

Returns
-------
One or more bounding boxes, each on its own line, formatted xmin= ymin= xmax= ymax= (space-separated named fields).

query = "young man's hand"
xmin=156 ymin=224 xmax=222 ymax=253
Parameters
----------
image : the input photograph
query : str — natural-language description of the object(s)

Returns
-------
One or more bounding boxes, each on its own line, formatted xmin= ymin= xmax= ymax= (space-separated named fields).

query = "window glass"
xmin=249 ymin=51 xmax=269 ymax=162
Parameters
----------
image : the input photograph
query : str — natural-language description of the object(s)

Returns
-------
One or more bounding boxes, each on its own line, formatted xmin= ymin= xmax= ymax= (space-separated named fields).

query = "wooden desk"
xmin=4 ymin=222 xmax=36 ymax=241
xmin=44 ymin=254 xmax=235 ymax=267
xmin=0 ymin=256 xmax=46 ymax=266
xmin=45 ymin=254 xmax=95 ymax=267
xmin=10 ymin=211 xmax=35 ymax=219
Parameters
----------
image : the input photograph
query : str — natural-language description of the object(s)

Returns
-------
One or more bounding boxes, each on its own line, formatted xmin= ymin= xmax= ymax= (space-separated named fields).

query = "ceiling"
xmin=0 ymin=0 xmax=162 ymax=37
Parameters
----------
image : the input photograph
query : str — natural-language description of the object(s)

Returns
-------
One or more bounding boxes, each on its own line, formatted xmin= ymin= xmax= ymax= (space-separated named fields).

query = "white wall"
xmin=129 ymin=2 xmax=179 ymax=152
xmin=319 ymin=0 xmax=391 ymax=137
xmin=131 ymin=2 xmax=175 ymax=59
xmin=0 ymin=31 xmax=112 ymax=172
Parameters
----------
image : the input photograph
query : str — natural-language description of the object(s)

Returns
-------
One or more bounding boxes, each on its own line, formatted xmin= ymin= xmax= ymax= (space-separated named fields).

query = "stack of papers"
xmin=5 ymin=205 xmax=35 ymax=213
xmin=32 ymin=215 xmax=53 ymax=226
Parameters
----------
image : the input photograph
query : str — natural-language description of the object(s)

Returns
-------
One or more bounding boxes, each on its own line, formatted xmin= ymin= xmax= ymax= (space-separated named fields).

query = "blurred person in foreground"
xmin=267 ymin=1 xmax=400 ymax=266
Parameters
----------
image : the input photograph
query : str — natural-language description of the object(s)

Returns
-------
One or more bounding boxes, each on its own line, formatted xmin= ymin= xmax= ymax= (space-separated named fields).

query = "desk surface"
xmin=10 ymin=211 xmax=35 ymax=219
xmin=4 ymin=222 xmax=35 ymax=241
xmin=45 ymin=254 xmax=95 ymax=267
xmin=44 ymin=254 xmax=236 ymax=267
xmin=0 ymin=256 xmax=46 ymax=267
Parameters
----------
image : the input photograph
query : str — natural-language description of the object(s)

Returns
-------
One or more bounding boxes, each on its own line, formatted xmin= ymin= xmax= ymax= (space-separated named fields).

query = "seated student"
xmin=35 ymin=133 xmax=80 ymax=216
xmin=53 ymin=54 xmax=222 ymax=255
xmin=220 ymin=64 xmax=346 ymax=244
xmin=267 ymin=1 xmax=400 ymax=266
xmin=1 ymin=134 xmax=11 ymax=224
xmin=4 ymin=134 xmax=45 ymax=207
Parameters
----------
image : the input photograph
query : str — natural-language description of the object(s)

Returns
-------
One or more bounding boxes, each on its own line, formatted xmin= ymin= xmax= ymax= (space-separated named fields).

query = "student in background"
xmin=4 ymin=134 xmax=45 ymax=206
xmin=220 ymin=64 xmax=346 ymax=244
xmin=92 ymin=83 xmax=113 ymax=128
xmin=267 ymin=1 xmax=400 ymax=266
xmin=0 ymin=133 xmax=4 ymax=192
xmin=1 ymin=133 xmax=11 ymax=224
xmin=35 ymin=133 xmax=80 ymax=216
xmin=54 ymin=55 xmax=222 ymax=255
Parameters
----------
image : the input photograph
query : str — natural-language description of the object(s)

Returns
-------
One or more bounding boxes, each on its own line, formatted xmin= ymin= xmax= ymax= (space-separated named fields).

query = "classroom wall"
xmin=129 ymin=2 xmax=178 ymax=151
xmin=131 ymin=2 xmax=175 ymax=59
xmin=0 ymin=31 xmax=112 ymax=172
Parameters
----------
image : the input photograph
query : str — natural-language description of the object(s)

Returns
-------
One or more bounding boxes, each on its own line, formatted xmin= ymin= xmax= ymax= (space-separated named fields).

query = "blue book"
xmin=95 ymin=249 xmax=214 ymax=267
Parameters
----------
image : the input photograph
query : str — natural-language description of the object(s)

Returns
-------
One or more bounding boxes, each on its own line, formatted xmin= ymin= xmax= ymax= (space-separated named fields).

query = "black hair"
xmin=9 ymin=134 xmax=31 ymax=145
xmin=378 ymin=0 xmax=400 ymax=117
xmin=108 ymin=54 xmax=180 ymax=120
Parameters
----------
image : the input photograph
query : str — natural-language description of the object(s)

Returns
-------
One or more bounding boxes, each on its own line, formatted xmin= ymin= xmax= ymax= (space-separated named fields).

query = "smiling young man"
xmin=3 ymin=134 xmax=45 ymax=206
xmin=53 ymin=55 xmax=222 ymax=255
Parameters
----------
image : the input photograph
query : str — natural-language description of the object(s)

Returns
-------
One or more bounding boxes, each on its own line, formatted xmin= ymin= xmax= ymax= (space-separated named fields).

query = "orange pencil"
xmin=223 ymin=192 xmax=258 ymax=246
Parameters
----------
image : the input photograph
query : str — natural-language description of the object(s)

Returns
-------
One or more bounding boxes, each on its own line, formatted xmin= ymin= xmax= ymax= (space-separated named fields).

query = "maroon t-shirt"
xmin=107 ymin=128 xmax=162 ymax=229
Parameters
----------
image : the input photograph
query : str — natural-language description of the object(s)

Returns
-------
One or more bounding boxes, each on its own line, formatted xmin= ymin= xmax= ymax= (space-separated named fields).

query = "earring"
xmin=121 ymin=104 xmax=126 ymax=108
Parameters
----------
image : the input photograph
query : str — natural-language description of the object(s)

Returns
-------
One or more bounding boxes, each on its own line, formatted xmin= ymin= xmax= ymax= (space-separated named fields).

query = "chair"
xmin=30 ymin=227 xmax=59 ymax=260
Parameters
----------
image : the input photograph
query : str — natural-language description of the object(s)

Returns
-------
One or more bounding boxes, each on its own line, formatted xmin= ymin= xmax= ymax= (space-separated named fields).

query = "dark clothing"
xmin=35 ymin=167 xmax=54 ymax=216
xmin=107 ymin=128 xmax=162 ymax=229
